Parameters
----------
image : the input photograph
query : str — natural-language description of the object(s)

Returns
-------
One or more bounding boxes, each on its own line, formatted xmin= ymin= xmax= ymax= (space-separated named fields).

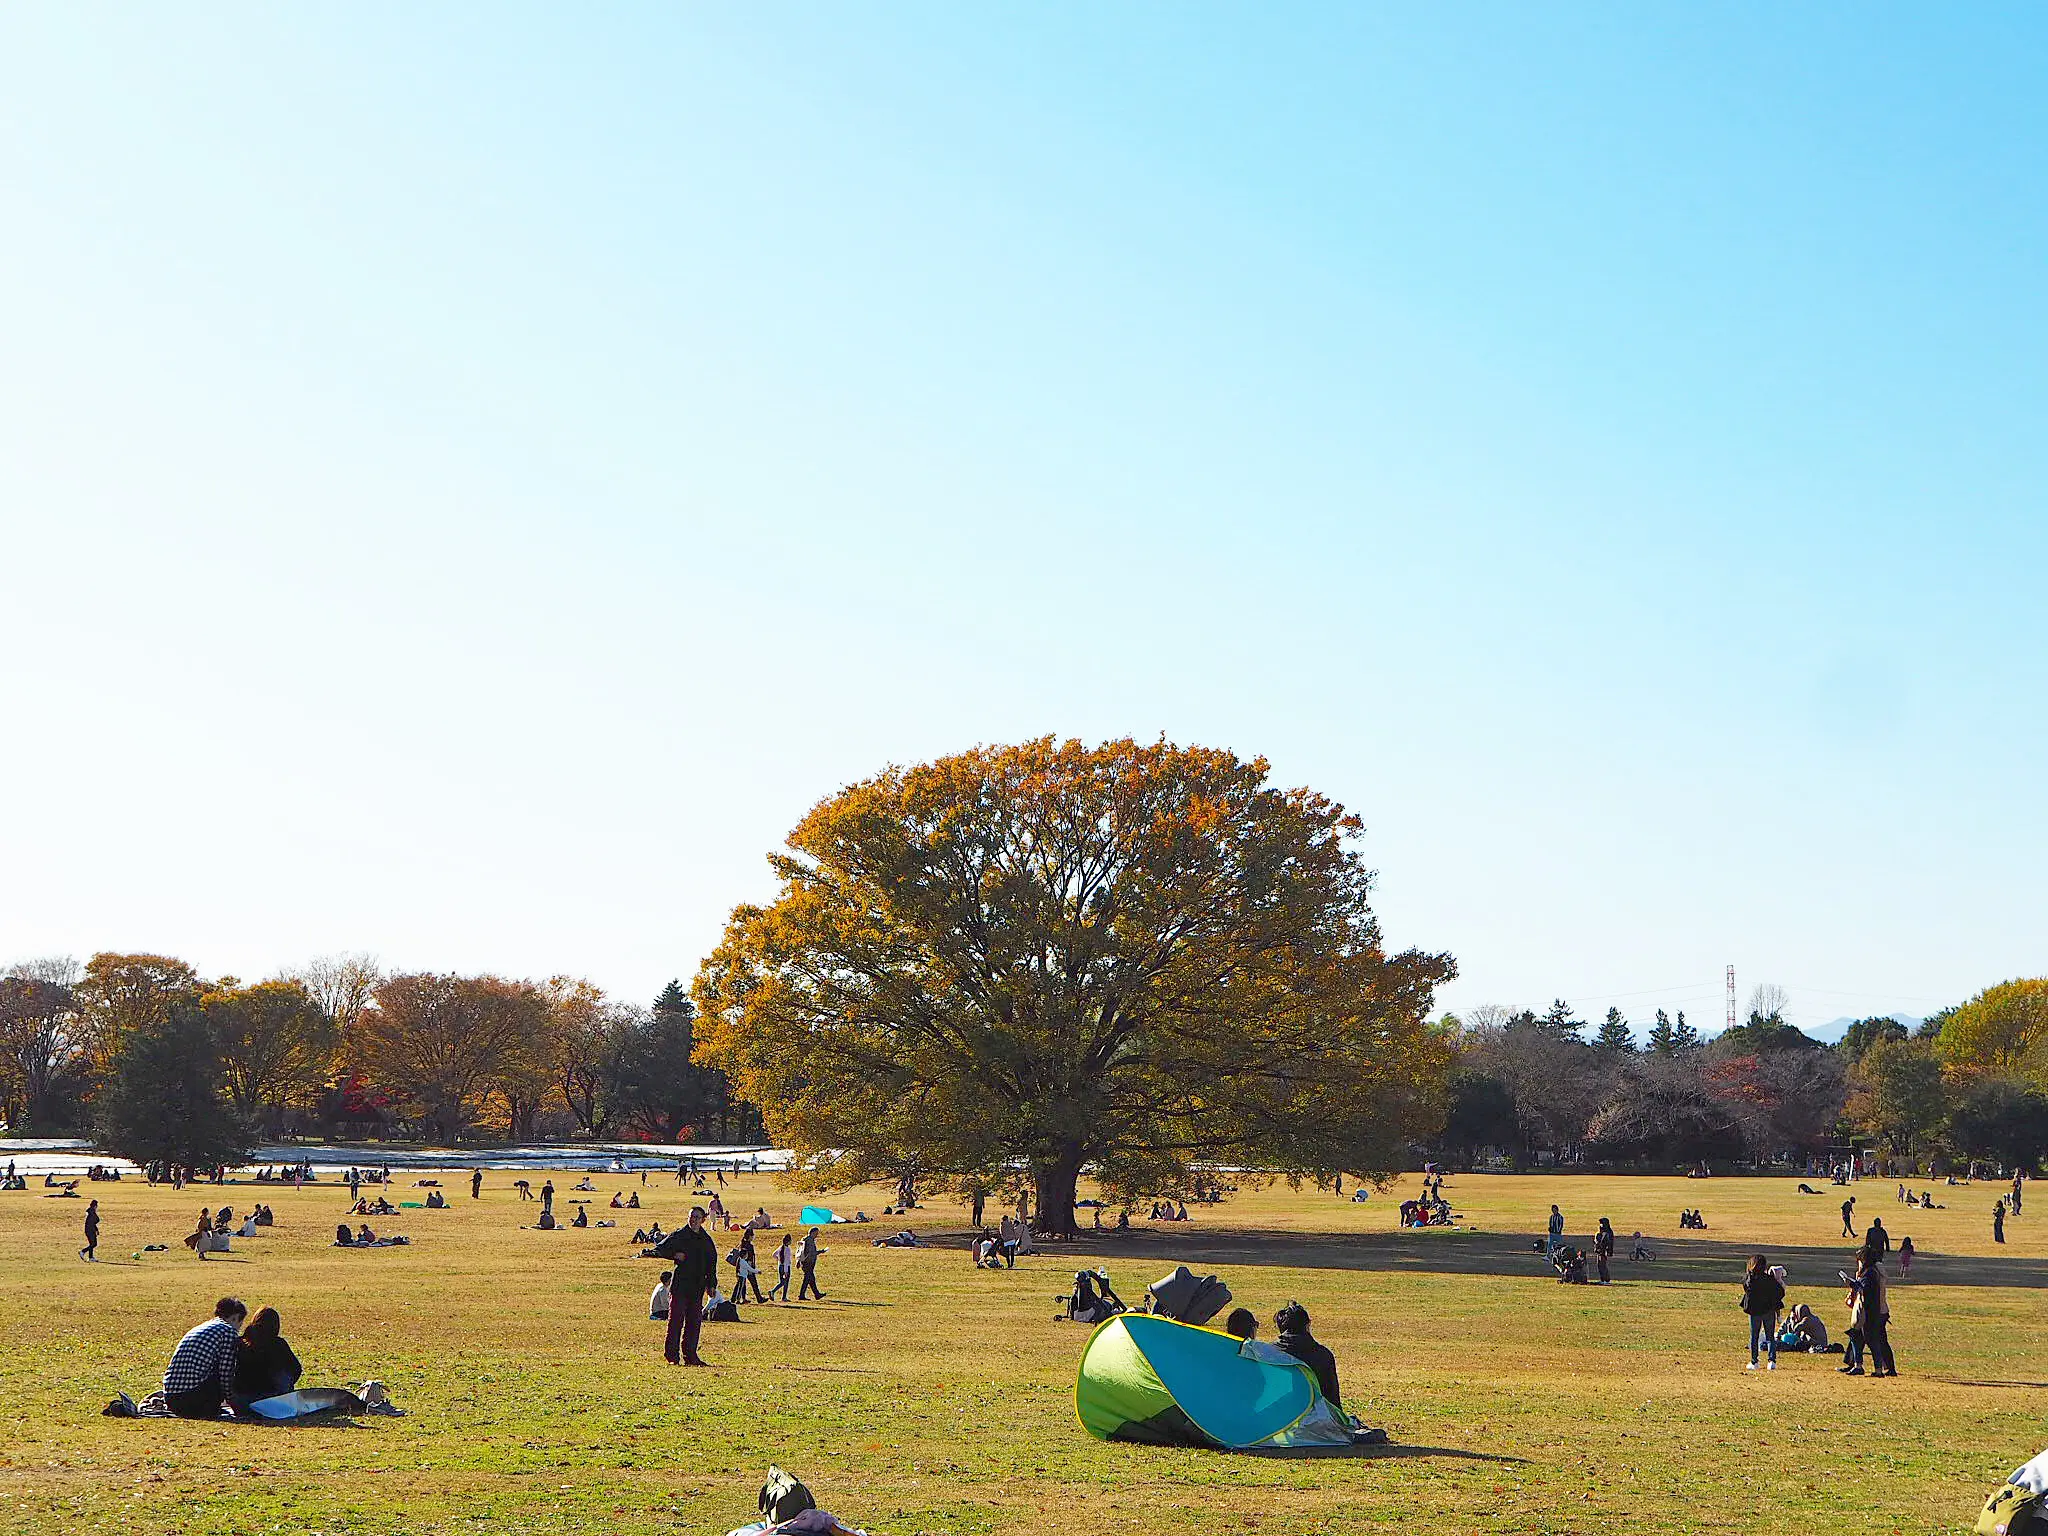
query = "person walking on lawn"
xmin=80 ymin=1198 xmax=100 ymax=1262
xmin=770 ymin=1232 xmax=794 ymax=1301
xmin=655 ymin=1207 xmax=718 ymax=1367
xmin=1741 ymin=1254 xmax=1785 ymax=1371
xmin=798 ymin=1226 xmax=826 ymax=1300
xmin=1841 ymin=1196 xmax=1856 ymax=1238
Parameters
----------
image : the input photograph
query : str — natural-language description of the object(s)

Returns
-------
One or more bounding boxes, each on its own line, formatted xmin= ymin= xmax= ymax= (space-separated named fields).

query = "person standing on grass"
xmin=1897 ymin=1236 xmax=1915 ymax=1275
xmin=771 ymin=1233 xmax=793 ymax=1301
xmin=734 ymin=1229 xmax=767 ymax=1303
xmin=1841 ymin=1196 xmax=1856 ymax=1238
xmin=1866 ymin=1216 xmax=1891 ymax=1258
xmin=1594 ymin=1218 xmax=1615 ymax=1284
xmin=1994 ymin=1198 xmax=2007 ymax=1244
xmin=471 ymin=1169 xmax=482 ymax=1200
xmin=1741 ymin=1254 xmax=1785 ymax=1371
xmin=798 ymin=1226 xmax=825 ymax=1300
xmin=162 ymin=1297 xmax=247 ymax=1418
xmin=1546 ymin=1205 xmax=1565 ymax=1260
xmin=655 ymin=1207 xmax=717 ymax=1367
xmin=80 ymin=1198 xmax=100 ymax=1262
xmin=540 ymin=1180 xmax=555 ymax=1218
xmin=1859 ymin=1249 xmax=1897 ymax=1376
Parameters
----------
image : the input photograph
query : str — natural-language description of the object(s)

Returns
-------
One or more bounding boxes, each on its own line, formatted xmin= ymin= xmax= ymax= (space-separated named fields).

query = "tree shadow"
xmin=1029 ymin=1227 xmax=2048 ymax=1292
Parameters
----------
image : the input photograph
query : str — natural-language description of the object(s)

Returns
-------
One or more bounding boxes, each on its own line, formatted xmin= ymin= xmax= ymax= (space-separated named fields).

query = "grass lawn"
xmin=1 ymin=1164 xmax=2041 ymax=1535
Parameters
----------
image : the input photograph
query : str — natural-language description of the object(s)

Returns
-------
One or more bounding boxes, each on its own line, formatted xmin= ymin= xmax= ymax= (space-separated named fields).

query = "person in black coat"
xmin=231 ymin=1307 xmax=303 ymax=1405
xmin=1593 ymin=1218 xmax=1616 ymax=1284
xmin=655 ymin=1207 xmax=719 ymax=1366
xmin=1741 ymin=1255 xmax=1786 ymax=1370
xmin=1274 ymin=1301 xmax=1343 ymax=1410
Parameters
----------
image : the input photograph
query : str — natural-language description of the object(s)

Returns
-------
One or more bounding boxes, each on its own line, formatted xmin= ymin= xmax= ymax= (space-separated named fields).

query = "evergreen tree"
xmin=92 ymin=1002 xmax=253 ymax=1169
xmin=1538 ymin=998 xmax=1584 ymax=1040
xmin=1671 ymin=1010 xmax=1701 ymax=1051
xmin=1595 ymin=1006 xmax=1635 ymax=1053
xmin=1646 ymin=1008 xmax=1678 ymax=1056
xmin=652 ymin=979 xmax=692 ymax=1019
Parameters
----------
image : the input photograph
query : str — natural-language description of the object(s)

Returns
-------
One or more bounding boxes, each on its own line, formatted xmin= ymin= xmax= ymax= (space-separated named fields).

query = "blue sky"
xmin=2 ymin=7 xmax=2042 ymax=1035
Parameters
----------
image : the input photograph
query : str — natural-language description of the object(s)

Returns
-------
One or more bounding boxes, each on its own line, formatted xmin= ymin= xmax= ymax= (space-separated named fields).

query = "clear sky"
xmin=2 ymin=7 xmax=2042 ymax=1037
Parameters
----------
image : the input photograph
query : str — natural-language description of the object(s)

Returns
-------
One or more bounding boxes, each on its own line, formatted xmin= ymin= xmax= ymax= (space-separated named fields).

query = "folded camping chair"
xmin=1147 ymin=1264 xmax=1231 ymax=1326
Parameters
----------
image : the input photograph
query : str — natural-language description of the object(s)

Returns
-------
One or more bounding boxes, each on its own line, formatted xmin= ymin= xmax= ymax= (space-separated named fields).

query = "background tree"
xmin=0 ymin=959 xmax=87 ymax=1132
xmin=1646 ymin=1008 xmax=1677 ymax=1056
xmin=1538 ymin=999 xmax=1585 ymax=1040
xmin=1936 ymin=980 xmax=2048 ymax=1084
xmin=1587 ymin=1053 xmax=1741 ymax=1164
xmin=92 ymin=1002 xmax=254 ymax=1169
xmin=72 ymin=953 xmax=202 ymax=1075
xmin=1844 ymin=1036 xmax=1949 ymax=1159
xmin=288 ymin=953 xmax=382 ymax=1064
xmin=1595 ymin=1007 xmax=1635 ymax=1053
xmin=1670 ymin=1010 xmax=1701 ymax=1051
xmin=201 ymin=978 xmax=336 ymax=1129
xmin=1838 ymin=1014 xmax=1910 ymax=1063
xmin=1946 ymin=1077 xmax=2048 ymax=1173
xmin=1470 ymin=1020 xmax=1612 ymax=1160
xmin=694 ymin=738 xmax=1455 ymax=1233
xmin=354 ymin=973 xmax=546 ymax=1141
xmin=1437 ymin=1070 xmax=1518 ymax=1163
xmin=612 ymin=989 xmax=720 ymax=1141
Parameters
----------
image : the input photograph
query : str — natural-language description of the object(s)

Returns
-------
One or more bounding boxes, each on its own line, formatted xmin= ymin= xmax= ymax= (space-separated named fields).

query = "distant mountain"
xmin=1809 ymin=1013 xmax=1922 ymax=1044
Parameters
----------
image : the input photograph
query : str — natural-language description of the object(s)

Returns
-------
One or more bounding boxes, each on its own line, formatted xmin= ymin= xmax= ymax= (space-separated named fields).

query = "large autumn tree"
xmin=693 ymin=737 xmax=1455 ymax=1233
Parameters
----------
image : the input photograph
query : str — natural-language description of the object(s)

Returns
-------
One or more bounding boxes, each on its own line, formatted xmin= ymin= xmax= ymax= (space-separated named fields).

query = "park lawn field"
xmin=2 ymin=1168 xmax=2043 ymax=1536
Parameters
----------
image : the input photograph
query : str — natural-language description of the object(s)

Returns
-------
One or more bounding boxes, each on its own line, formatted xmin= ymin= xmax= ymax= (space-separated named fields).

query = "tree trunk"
xmin=1033 ymin=1146 xmax=1085 ymax=1236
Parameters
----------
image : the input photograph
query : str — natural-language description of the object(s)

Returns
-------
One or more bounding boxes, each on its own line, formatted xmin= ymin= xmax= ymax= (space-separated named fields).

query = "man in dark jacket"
xmin=655 ymin=1207 xmax=718 ymax=1366
xmin=1274 ymin=1301 xmax=1342 ymax=1410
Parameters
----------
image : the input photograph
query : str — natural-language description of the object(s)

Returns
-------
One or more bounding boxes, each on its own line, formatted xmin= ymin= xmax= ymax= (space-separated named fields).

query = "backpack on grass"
xmin=1978 ymin=1482 xmax=2040 ymax=1535
xmin=758 ymin=1466 xmax=816 ymax=1524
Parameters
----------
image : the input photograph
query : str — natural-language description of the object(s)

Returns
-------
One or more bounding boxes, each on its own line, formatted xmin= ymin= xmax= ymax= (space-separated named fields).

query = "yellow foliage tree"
xmin=1937 ymin=979 xmax=2048 ymax=1086
xmin=694 ymin=737 xmax=1455 ymax=1233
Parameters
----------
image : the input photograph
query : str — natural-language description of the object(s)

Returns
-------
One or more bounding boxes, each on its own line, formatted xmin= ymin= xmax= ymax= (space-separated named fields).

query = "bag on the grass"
xmin=1978 ymin=1482 xmax=2040 ymax=1535
xmin=759 ymin=1465 xmax=816 ymax=1523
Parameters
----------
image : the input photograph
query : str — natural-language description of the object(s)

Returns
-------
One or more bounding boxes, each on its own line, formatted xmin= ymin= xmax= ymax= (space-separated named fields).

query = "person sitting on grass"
xmin=1778 ymin=1302 xmax=1829 ymax=1353
xmin=650 ymin=1270 xmax=672 ymax=1321
xmin=1224 ymin=1307 xmax=1258 ymax=1341
xmin=627 ymin=1191 xmax=642 ymax=1209
xmin=1274 ymin=1302 xmax=1343 ymax=1411
xmin=163 ymin=1297 xmax=247 ymax=1419
xmin=610 ymin=1192 xmax=625 ymax=1208
xmin=230 ymin=1307 xmax=303 ymax=1407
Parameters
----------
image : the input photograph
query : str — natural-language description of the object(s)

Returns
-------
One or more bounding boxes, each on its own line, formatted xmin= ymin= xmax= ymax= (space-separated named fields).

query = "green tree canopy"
xmin=693 ymin=737 xmax=1455 ymax=1232
xmin=92 ymin=1002 xmax=254 ymax=1169
xmin=1595 ymin=1007 xmax=1635 ymax=1053
xmin=1845 ymin=1036 xmax=1949 ymax=1158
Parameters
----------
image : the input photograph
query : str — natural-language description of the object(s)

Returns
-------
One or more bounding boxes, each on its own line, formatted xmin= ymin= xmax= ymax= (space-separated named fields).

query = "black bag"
xmin=759 ymin=1466 xmax=816 ymax=1524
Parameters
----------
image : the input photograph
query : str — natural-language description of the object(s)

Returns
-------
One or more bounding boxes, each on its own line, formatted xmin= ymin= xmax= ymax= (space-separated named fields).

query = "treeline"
xmin=1436 ymin=981 xmax=2048 ymax=1172
xmin=0 ymin=952 xmax=760 ymax=1149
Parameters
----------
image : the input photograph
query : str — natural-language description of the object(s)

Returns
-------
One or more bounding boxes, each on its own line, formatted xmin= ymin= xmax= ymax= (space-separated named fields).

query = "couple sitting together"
xmin=159 ymin=1298 xmax=304 ymax=1418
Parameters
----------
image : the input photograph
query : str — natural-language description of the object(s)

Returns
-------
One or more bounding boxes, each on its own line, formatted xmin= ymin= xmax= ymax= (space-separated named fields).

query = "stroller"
xmin=1145 ymin=1264 xmax=1232 ymax=1325
xmin=1061 ymin=1268 xmax=1127 ymax=1324
xmin=1552 ymin=1245 xmax=1589 ymax=1284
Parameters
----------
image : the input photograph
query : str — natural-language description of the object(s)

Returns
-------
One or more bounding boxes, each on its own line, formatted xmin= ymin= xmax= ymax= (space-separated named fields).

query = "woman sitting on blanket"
xmin=231 ymin=1307 xmax=303 ymax=1407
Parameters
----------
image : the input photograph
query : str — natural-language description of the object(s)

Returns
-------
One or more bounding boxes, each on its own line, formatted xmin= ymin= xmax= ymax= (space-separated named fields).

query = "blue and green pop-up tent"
xmin=1075 ymin=1314 xmax=1351 ymax=1450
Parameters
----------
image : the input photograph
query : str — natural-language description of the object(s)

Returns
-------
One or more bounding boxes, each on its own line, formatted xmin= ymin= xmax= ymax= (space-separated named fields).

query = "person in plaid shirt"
xmin=163 ymin=1297 xmax=247 ymax=1418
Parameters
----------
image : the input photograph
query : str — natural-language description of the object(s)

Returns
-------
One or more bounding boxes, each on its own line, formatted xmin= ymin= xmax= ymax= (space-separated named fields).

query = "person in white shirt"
xmin=649 ymin=1270 xmax=672 ymax=1321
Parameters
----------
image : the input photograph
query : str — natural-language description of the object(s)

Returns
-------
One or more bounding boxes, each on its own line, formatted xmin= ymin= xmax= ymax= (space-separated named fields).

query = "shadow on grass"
xmin=1243 ymin=1443 xmax=1527 ymax=1463
xmin=957 ymin=1228 xmax=2048 ymax=1292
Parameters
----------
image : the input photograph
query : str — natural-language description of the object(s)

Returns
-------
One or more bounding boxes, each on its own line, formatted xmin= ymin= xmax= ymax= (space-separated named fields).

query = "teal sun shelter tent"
xmin=1075 ymin=1314 xmax=1353 ymax=1450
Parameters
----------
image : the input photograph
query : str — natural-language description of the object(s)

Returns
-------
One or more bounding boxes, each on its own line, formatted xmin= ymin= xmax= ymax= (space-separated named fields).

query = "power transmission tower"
xmin=1726 ymin=965 xmax=1737 ymax=1033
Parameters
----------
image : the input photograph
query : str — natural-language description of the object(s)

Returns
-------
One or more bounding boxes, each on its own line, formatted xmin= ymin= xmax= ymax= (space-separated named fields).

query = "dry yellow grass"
xmin=0 ymin=1164 xmax=2040 ymax=1534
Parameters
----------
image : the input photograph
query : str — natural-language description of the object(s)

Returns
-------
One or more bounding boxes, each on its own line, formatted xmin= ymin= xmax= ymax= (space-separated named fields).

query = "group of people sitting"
xmin=186 ymin=1204 xmax=275 ymax=1255
xmin=1148 ymin=1201 xmax=1191 ymax=1222
xmin=351 ymin=1195 xmax=398 ymax=1216
xmin=1224 ymin=1301 xmax=1387 ymax=1443
xmin=155 ymin=1296 xmax=304 ymax=1418
xmin=332 ymin=1222 xmax=409 ymax=1247
xmin=1679 ymin=1208 xmax=1707 ymax=1229
xmin=607 ymin=1190 xmax=643 ymax=1209
xmin=1896 ymin=1185 xmax=1945 ymax=1209
xmin=1398 ymin=1196 xmax=1454 ymax=1227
